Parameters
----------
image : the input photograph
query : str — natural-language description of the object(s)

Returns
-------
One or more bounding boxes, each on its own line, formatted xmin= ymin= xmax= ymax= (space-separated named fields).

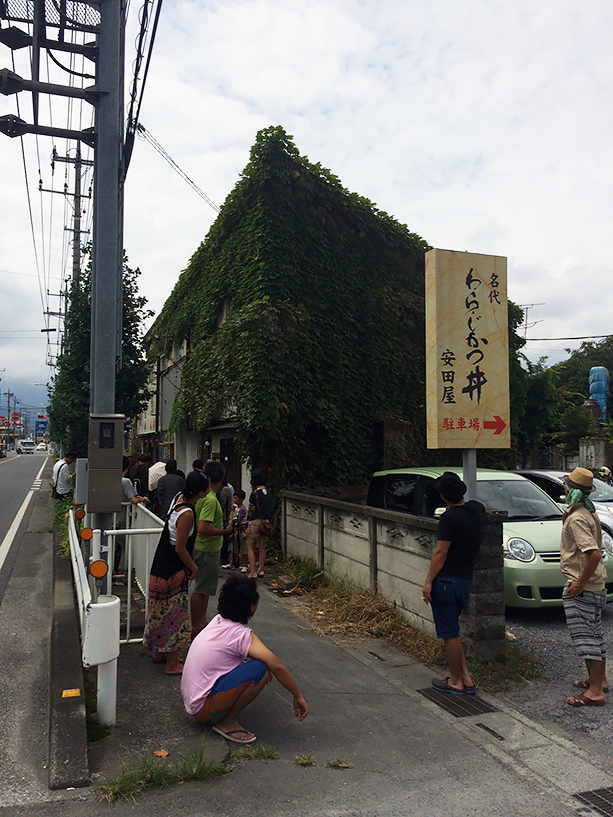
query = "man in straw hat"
xmin=422 ymin=471 xmax=484 ymax=695
xmin=562 ymin=467 xmax=608 ymax=707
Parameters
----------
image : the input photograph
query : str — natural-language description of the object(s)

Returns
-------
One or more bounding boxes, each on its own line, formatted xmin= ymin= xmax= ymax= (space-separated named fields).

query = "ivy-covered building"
xmin=140 ymin=126 xmax=430 ymax=490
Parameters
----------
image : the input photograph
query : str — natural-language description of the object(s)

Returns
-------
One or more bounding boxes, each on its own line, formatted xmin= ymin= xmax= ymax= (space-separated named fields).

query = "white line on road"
xmin=0 ymin=458 xmax=48 ymax=574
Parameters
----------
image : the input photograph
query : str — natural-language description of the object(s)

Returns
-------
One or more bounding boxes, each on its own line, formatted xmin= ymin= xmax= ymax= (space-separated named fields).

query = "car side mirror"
xmin=558 ymin=494 xmax=566 ymax=503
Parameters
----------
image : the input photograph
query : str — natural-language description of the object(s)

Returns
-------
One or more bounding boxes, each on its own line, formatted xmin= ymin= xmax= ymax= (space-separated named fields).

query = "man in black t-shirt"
xmin=422 ymin=471 xmax=484 ymax=695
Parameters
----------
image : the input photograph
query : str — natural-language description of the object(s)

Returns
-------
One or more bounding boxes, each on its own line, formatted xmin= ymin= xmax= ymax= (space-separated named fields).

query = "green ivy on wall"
xmin=152 ymin=126 xmax=432 ymax=489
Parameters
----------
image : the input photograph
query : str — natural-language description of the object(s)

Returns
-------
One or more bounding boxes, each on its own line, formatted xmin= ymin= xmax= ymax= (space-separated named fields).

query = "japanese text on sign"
xmin=425 ymin=250 xmax=510 ymax=449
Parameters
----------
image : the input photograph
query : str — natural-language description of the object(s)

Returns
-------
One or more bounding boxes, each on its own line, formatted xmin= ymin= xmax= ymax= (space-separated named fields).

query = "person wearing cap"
xmin=562 ymin=467 xmax=608 ymax=707
xmin=422 ymin=471 xmax=484 ymax=695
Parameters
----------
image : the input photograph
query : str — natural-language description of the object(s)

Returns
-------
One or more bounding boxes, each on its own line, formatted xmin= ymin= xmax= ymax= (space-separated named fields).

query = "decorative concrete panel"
xmin=286 ymin=534 xmax=318 ymax=564
xmin=376 ymin=543 xmax=431 ymax=587
xmin=325 ymin=527 xmax=370 ymax=567
xmin=324 ymin=549 xmax=370 ymax=589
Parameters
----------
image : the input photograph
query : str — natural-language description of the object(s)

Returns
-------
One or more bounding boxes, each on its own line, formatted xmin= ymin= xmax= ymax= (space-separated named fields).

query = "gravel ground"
xmin=499 ymin=604 xmax=613 ymax=751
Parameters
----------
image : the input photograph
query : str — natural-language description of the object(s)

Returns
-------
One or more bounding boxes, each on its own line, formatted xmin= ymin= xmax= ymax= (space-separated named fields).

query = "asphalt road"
xmin=0 ymin=451 xmax=50 ymax=598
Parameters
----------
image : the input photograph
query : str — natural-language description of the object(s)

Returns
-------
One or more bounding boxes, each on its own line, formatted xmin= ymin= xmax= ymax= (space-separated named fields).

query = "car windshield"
xmin=476 ymin=478 xmax=563 ymax=521
xmin=592 ymin=477 xmax=613 ymax=503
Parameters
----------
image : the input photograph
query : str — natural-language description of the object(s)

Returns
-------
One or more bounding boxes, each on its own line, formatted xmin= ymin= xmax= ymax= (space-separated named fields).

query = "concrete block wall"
xmin=282 ymin=491 xmax=505 ymax=661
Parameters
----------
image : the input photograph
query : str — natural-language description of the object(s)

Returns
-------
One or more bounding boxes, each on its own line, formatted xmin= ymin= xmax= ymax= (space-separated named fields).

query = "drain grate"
xmin=417 ymin=688 xmax=498 ymax=717
xmin=575 ymin=788 xmax=613 ymax=816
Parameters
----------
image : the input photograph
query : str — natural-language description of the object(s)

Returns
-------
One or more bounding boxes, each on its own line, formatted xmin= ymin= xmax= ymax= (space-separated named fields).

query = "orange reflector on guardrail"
xmin=89 ymin=560 xmax=108 ymax=579
xmin=80 ymin=527 xmax=93 ymax=541
xmin=74 ymin=508 xmax=86 ymax=520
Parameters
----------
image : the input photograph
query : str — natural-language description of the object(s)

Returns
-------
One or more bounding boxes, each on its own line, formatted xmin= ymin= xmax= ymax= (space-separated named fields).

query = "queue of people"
xmin=57 ymin=450 xmax=609 ymax=741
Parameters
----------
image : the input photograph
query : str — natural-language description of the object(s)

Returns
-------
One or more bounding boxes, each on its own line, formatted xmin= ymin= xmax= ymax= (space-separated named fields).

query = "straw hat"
xmin=563 ymin=467 xmax=595 ymax=493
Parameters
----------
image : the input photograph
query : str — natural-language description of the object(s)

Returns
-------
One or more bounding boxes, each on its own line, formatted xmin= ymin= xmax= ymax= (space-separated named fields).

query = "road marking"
xmin=0 ymin=458 xmax=48 ymax=573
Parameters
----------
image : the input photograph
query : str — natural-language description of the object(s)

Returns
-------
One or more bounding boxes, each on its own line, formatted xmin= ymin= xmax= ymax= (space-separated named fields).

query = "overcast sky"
xmin=1 ymin=0 xmax=612 ymax=415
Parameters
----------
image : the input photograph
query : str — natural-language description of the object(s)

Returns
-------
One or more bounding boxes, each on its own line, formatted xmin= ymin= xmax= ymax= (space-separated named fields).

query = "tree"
xmin=550 ymin=337 xmax=613 ymax=416
xmin=48 ymin=253 xmax=152 ymax=454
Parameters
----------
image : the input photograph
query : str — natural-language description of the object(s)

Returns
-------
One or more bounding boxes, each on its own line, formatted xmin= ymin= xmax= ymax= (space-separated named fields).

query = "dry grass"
xmin=296 ymin=576 xmax=444 ymax=667
xmin=274 ymin=558 xmax=541 ymax=691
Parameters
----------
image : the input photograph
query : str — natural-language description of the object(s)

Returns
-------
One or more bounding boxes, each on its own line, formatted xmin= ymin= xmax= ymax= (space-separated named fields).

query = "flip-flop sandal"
xmin=567 ymin=693 xmax=606 ymax=707
xmin=211 ymin=726 xmax=257 ymax=744
xmin=431 ymin=677 xmax=465 ymax=695
xmin=573 ymin=679 xmax=609 ymax=693
xmin=463 ymin=684 xmax=476 ymax=695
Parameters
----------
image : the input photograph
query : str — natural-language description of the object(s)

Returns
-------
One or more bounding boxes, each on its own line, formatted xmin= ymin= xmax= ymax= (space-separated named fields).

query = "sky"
xmin=1 ymin=0 xmax=612 ymax=417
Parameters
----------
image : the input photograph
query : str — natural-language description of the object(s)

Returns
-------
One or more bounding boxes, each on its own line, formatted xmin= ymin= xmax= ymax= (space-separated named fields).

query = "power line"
xmin=136 ymin=124 xmax=220 ymax=212
xmin=525 ymin=335 xmax=613 ymax=342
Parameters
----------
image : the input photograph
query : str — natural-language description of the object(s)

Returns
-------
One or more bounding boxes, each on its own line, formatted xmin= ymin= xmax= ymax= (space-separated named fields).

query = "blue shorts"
xmin=194 ymin=659 xmax=269 ymax=724
xmin=430 ymin=576 xmax=472 ymax=639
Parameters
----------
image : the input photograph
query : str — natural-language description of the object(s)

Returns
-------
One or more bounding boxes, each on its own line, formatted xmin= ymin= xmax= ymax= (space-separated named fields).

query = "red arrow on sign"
xmin=483 ymin=416 xmax=507 ymax=435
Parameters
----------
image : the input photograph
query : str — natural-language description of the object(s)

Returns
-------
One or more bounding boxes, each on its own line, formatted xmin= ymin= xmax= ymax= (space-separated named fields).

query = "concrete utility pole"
xmin=51 ymin=145 xmax=94 ymax=285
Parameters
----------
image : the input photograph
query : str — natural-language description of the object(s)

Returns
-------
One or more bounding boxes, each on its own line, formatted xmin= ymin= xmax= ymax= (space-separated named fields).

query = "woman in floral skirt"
xmin=144 ymin=470 xmax=209 ymax=674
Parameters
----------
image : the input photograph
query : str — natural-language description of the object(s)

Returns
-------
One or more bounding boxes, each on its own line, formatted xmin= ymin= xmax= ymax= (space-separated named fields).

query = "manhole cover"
xmin=575 ymin=788 xmax=613 ymax=816
xmin=417 ymin=688 xmax=498 ymax=717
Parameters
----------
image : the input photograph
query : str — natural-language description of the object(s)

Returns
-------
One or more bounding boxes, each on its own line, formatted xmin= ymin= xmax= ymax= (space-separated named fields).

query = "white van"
xmin=16 ymin=439 xmax=36 ymax=454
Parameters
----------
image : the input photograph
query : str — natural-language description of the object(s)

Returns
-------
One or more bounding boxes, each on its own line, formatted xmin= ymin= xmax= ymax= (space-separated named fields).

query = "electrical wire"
xmin=136 ymin=124 xmax=220 ymax=212
xmin=526 ymin=335 xmax=613 ymax=342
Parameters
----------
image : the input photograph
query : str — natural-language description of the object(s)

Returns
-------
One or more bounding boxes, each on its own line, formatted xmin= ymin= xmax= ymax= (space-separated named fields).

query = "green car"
xmin=367 ymin=467 xmax=613 ymax=608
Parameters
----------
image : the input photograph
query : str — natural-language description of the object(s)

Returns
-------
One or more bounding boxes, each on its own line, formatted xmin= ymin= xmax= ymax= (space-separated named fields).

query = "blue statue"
xmin=589 ymin=366 xmax=609 ymax=421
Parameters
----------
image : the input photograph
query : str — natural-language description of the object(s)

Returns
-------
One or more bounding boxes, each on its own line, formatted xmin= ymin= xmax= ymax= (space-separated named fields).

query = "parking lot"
xmin=500 ymin=604 xmax=613 ymax=749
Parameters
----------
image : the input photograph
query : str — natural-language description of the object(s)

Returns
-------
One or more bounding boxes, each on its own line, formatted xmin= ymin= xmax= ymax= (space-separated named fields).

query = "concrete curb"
xmin=48 ymin=544 xmax=89 ymax=790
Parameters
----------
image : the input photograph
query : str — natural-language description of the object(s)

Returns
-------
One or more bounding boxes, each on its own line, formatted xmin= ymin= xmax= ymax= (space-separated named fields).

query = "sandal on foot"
xmin=211 ymin=726 xmax=257 ymax=744
xmin=573 ymin=679 xmax=609 ymax=693
xmin=431 ymin=677 xmax=465 ymax=695
xmin=567 ymin=693 xmax=605 ymax=707
xmin=257 ymin=571 xmax=265 ymax=578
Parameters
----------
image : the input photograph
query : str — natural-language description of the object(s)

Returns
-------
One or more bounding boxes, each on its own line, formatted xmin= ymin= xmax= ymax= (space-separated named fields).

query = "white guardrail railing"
xmin=103 ymin=502 xmax=164 ymax=644
xmin=69 ymin=504 xmax=164 ymax=724
xmin=68 ymin=510 xmax=120 ymax=726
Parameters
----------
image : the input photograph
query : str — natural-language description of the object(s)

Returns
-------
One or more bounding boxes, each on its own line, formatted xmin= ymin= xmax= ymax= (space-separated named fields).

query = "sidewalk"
xmin=5 ymin=476 xmax=613 ymax=816
xmin=84 ymin=575 xmax=613 ymax=816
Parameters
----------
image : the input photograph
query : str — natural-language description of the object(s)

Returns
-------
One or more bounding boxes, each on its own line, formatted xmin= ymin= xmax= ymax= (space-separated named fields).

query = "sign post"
xmin=425 ymin=249 xmax=510 ymax=496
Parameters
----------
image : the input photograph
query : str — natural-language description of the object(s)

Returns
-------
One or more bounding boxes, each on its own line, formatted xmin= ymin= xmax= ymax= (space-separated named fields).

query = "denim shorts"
xmin=430 ymin=576 xmax=472 ymax=639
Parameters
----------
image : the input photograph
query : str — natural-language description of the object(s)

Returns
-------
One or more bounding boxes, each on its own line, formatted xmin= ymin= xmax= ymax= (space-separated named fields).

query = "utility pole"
xmin=51 ymin=144 xmax=94 ymax=285
xmin=0 ymin=0 xmax=126 ymax=542
xmin=4 ymin=391 xmax=14 ymax=448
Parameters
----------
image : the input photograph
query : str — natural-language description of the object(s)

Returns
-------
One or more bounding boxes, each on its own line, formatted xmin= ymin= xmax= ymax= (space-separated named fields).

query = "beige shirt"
xmin=560 ymin=503 xmax=607 ymax=591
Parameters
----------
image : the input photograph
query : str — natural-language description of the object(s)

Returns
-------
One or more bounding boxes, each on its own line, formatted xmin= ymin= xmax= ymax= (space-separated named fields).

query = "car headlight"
xmin=602 ymin=530 xmax=613 ymax=557
xmin=504 ymin=538 xmax=536 ymax=562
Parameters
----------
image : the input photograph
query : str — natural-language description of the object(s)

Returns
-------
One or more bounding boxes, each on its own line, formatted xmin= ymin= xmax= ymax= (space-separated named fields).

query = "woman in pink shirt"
xmin=181 ymin=575 xmax=308 ymax=743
